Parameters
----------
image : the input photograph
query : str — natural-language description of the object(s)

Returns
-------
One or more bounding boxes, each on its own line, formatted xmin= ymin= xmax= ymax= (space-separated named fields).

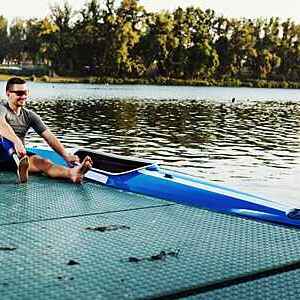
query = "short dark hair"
xmin=6 ymin=77 xmax=26 ymax=91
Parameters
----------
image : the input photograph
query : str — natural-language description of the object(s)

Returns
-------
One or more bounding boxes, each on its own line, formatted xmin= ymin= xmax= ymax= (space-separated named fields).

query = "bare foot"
xmin=69 ymin=156 xmax=93 ymax=183
xmin=17 ymin=155 xmax=29 ymax=183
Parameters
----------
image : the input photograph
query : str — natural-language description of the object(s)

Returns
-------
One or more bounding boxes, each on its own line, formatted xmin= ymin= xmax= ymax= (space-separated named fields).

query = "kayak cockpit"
xmin=74 ymin=149 xmax=157 ymax=175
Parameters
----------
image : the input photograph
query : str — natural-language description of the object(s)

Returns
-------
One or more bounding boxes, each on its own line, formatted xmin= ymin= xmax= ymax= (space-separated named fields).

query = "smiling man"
xmin=0 ymin=77 xmax=92 ymax=183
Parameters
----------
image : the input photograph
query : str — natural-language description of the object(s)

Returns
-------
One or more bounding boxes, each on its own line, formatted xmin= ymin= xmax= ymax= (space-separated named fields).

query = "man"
xmin=0 ymin=77 xmax=92 ymax=183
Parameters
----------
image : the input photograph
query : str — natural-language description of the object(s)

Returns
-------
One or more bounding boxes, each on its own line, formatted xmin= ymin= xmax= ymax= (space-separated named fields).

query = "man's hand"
xmin=63 ymin=152 xmax=80 ymax=165
xmin=14 ymin=140 xmax=26 ymax=157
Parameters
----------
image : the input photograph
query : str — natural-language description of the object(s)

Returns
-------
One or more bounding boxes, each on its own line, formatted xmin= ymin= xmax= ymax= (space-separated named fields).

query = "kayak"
xmin=26 ymin=146 xmax=300 ymax=229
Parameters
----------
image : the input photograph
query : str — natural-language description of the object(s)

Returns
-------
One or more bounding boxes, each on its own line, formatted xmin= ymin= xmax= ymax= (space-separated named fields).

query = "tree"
xmin=8 ymin=18 xmax=27 ymax=64
xmin=244 ymin=18 xmax=281 ymax=79
xmin=138 ymin=11 xmax=177 ymax=77
xmin=0 ymin=16 xmax=8 ymax=63
xmin=110 ymin=0 xmax=148 ymax=77
xmin=184 ymin=8 xmax=219 ymax=79
xmin=47 ymin=1 xmax=77 ymax=74
xmin=36 ymin=17 xmax=60 ymax=74
xmin=276 ymin=19 xmax=300 ymax=81
xmin=214 ymin=16 xmax=235 ymax=77
xmin=25 ymin=19 xmax=45 ymax=64
xmin=73 ymin=0 xmax=104 ymax=73
xmin=164 ymin=7 xmax=191 ymax=78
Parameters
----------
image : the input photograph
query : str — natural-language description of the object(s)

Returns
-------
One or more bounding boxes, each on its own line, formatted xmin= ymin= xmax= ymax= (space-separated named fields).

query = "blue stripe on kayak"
xmin=159 ymin=168 xmax=284 ymax=206
xmin=140 ymin=169 xmax=291 ymax=211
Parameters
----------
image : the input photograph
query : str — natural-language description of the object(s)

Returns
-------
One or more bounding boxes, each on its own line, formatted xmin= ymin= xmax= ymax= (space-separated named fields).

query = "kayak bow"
xmin=27 ymin=146 xmax=300 ymax=229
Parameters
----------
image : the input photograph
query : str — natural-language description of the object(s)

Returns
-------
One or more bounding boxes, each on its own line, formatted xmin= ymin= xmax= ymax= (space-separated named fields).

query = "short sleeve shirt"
xmin=0 ymin=101 xmax=47 ymax=144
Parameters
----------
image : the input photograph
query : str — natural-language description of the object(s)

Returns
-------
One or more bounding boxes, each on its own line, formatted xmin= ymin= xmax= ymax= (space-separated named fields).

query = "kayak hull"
xmin=26 ymin=146 xmax=300 ymax=229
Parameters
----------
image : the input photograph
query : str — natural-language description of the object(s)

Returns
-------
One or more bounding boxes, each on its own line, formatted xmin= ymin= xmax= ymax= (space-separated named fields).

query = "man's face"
xmin=6 ymin=83 xmax=29 ymax=107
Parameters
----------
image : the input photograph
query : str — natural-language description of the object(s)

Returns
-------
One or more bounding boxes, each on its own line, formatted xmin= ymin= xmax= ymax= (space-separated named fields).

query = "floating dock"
xmin=1 ymin=171 xmax=300 ymax=299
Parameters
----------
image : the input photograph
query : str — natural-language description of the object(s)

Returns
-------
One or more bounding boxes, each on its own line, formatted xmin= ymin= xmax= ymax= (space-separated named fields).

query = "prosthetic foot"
xmin=15 ymin=155 xmax=29 ymax=183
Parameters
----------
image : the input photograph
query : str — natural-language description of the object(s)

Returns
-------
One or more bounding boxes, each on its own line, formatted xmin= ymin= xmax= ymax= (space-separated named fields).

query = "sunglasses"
xmin=9 ymin=90 xmax=29 ymax=97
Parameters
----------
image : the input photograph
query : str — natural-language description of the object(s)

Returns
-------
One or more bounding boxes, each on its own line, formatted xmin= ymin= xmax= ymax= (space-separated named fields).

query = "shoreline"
xmin=0 ymin=74 xmax=299 ymax=89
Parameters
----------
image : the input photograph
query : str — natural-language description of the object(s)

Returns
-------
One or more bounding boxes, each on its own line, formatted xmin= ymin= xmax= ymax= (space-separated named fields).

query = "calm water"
xmin=1 ymin=82 xmax=300 ymax=205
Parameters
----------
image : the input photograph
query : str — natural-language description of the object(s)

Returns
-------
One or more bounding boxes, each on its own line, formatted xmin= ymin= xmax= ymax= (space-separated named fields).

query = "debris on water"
xmin=0 ymin=246 xmax=17 ymax=251
xmin=128 ymin=257 xmax=141 ymax=263
xmin=150 ymin=251 xmax=167 ymax=261
xmin=124 ymin=249 xmax=180 ymax=263
xmin=67 ymin=260 xmax=80 ymax=266
xmin=85 ymin=225 xmax=130 ymax=232
xmin=232 ymin=97 xmax=236 ymax=103
xmin=58 ymin=275 xmax=74 ymax=281
xmin=150 ymin=249 xmax=180 ymax=260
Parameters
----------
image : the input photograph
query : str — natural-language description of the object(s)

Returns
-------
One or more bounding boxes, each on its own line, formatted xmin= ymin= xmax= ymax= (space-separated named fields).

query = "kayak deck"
xmin=1 ymin=171 xmax=300 ymax=299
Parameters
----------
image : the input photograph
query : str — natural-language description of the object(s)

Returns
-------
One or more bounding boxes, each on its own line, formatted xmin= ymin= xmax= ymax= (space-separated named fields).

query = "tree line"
xmin=0 ymin=0 xmax=300 ymax=85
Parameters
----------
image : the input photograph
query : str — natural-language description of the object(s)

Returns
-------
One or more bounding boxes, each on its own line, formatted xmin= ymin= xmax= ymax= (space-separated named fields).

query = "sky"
xmin=1 ymin=0 xmax=300 ymax=23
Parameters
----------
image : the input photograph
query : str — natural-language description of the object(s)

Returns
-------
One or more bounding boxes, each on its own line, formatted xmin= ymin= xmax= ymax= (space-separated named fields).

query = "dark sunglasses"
xmin=9 ymin=90 xmax=29 ymax=96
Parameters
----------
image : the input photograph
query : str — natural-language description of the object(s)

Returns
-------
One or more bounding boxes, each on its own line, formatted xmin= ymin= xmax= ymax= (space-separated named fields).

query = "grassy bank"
xmin=1 ymin=73 xmax=300 ymax=89
xmin=0 ymin=74 xmax=13 ymax=81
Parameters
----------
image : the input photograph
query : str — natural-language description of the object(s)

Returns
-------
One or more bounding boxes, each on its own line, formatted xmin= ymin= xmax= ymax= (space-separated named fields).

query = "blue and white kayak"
xmin=27 ymin=146 xmax=300 ymax=229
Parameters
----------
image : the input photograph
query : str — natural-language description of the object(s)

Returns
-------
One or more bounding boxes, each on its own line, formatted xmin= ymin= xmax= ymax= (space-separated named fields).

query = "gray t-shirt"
xmin=0 ymin=101 xmax=47 ymax=144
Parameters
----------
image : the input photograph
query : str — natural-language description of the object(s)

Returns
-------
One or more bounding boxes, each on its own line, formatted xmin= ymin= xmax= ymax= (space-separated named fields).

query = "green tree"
xmin=0 ymin=16 xmax=8 ymax=63
xmin=24 ymin=19 xmax=45 ymax=64
xmin=165 ymin=7 xmax=191 ymax=78
xmin=138 ymin=11 xmax=177 ymax=77
xmin=47 ymin=1 xmax=76 ymax=74
xmin=137 ymin=7 xmax=219 ymax=79
xmin=184 ymin=8 xmax=219 ymax=79
xmin=73 ymin=0 xmax=120 ymax=76
xmin=36 ymin=17 xmax=60 ymax=74
xmin=245 ymin=18 xmax=281 ymax=79
xmin=110 ymin=0 xmax=147 ymax=77
xmin=73 ymin=0 xmax=104 ymax=73
xmin=214 ymin=17 xmax=235 ymax=77
xmin=8 ymin=18 xmax=27 ymax=64
xmin=276 ymin=19 xmax=300 ymax=80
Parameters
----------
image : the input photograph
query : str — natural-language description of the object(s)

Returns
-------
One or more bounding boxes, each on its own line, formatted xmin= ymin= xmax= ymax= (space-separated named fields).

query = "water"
xmin=1 ymin=82 xmax=300 ymax=205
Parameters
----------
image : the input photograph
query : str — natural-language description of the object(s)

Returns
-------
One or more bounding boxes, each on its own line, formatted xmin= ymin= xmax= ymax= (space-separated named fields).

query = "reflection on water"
xmin=26 ymin=93 xmax=300 ymax=203
xmin=28 ymin=99 xmax=300 ymax=164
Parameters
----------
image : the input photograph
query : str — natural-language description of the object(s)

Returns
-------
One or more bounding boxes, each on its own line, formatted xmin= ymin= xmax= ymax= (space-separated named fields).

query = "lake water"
xmin=1 ymin=82 xmax=300 ymax=206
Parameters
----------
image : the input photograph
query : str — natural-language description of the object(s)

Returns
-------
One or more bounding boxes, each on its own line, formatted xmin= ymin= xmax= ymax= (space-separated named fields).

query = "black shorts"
xmin=0 ymin=159 xmax=17 ymax=171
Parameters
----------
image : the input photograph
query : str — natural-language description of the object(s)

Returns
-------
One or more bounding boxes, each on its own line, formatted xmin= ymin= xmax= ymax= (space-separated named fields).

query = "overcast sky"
xmin=1 ymin=0 xmax=300 ymax=23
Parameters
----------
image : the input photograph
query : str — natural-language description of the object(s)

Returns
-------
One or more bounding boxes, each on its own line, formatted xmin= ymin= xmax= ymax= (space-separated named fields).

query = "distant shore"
xmin=1 ymin=73 xmax=300 ymax=89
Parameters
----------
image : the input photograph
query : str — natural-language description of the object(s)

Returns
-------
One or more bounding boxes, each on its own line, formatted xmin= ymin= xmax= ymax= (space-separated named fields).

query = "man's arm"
xmin=41 ymin=129 xmax=79 ymax=164
xmin=0 ymin=116 xmax=26 ymax=156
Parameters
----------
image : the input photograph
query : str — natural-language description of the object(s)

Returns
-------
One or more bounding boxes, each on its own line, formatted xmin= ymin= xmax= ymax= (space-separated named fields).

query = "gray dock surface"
xmin=1 ymin=171 xmax=300 ymax=299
